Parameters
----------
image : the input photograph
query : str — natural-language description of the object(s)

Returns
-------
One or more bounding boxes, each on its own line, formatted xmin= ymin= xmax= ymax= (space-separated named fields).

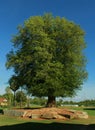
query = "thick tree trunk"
xmin=46 ymin=96 xmax=56 ymax=107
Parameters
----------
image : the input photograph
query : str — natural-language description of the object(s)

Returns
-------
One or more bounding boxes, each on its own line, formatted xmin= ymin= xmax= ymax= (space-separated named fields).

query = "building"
xmin=0 ymin=98 xmax=7 ymax=106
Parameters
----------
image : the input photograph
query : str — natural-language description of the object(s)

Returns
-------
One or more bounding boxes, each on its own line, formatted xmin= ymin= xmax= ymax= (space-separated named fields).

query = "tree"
xmin=6 ymin=13 xmax=87 ymax=107
xmin=9 ymin=75 xmax=20 ymax=106
xmin=30 ymin=97 xmax=46 ymax=106
xmin=15 ymin=91 xmax=27 ymax=107
xmin=4 ymin=86 xmax=13 ymax=106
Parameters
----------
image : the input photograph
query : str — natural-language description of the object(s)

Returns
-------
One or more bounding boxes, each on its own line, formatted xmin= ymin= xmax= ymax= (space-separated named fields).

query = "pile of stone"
xmin=21 ymin=107 xmax=88 ymax=120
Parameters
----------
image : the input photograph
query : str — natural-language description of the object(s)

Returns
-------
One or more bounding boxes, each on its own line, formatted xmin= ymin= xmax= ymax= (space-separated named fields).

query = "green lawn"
xmin=0 ymin=107 xmax=95 ymax=130
xmin=0 ymin=115 xmax=95 ymax=130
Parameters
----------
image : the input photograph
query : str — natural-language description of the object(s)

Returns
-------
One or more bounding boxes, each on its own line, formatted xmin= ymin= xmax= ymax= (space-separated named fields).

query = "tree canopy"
xmin=6 ymin=13 xmax=87 ymax=107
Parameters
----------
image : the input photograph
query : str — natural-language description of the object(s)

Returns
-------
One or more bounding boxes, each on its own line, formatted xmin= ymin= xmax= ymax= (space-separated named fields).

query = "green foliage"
xmin=3 ymin=86 xmax=13 ymax=106
xmin=30 ymin=97 xmax=46 ymax=106
xmin=6 ymin=13 xmax=87 ymax=100
xmin=4 ymin=87 xmax=13 ymax=99
xmin=60 ymin=99 xmax=95 ymax=107
xmin=78 ymin=100 xmax=95 ymax=107
xmin=16 ymin=91 xmax=27 ymax=103
xmin=9 ymin=76 xmax=20 ymax=92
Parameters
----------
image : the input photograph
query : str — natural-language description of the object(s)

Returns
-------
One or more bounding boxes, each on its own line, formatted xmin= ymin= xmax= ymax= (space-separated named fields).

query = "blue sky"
xmin=0 ymin=0 xmax=95 ymax=101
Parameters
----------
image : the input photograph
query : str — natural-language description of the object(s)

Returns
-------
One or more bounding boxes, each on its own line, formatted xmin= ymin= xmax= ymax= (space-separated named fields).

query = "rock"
xmin=40 ymin=112 xmax=56 ymax=119
xmin=4 ymin=110 xmax=25 ymax=117
xmin=59 ymin=113 xmax=76 ymax=119
xmin=23 ymin=111 xmax=32 ymax=118
xmin=3 ymin=107 xmax=88 ymax=120
xmin=40 ymin=110 xmax=70 ymax=120
xmin=76 ymin=111 xmax=88 ymax=119
xmin=32 ymin=114 xmax=41 ymax=119
xmin=55 ymin=115 xmax=67 ymax=120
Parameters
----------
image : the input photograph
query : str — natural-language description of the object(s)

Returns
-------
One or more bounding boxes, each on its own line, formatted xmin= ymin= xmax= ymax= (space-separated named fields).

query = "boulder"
xmin=3 ymin=108 xmax=89 ymax=120
xmin=32 ymin=114 xmax=41 ymax=119
xmin=4 ymin=110 xmax=25 ymax=117
xmin=40 ymin=112 xmax=57 ymax=119
xmin=76 ymin=111 xmax=88 ymax=119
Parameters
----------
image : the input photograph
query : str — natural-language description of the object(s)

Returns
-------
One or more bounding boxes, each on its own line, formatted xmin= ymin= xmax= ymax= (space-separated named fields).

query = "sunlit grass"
xmin=0 ymin=106 xmax=95 ymax=126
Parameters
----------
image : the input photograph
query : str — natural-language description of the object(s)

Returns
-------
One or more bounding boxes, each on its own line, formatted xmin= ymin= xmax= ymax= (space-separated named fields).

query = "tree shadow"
xmin=13 ymin=106 xmax=45 ymax=110
xmin=0 ymin=122 xmax=95 ymax=130
xmin=84 ymin=107 xmax=95 ymax=110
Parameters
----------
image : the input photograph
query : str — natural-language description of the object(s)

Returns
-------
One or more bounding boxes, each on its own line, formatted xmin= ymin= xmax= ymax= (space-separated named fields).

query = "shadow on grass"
xmin=0 ymin=122 xmax=95 ymax=130
xmin=13 ymin=106 xmax=44 ymax=110
xmin=84 ymin=107 xmax=95 ymax=110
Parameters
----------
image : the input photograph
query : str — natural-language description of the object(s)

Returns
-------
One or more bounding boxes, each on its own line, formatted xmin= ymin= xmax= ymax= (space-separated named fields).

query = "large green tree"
xmin=6 ymin=14 xmax=87 ymax=107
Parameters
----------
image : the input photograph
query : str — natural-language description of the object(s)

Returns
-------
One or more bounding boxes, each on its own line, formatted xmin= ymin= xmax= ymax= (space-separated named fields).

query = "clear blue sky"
xmin=0 ymin=0 xmax=95 ymax=101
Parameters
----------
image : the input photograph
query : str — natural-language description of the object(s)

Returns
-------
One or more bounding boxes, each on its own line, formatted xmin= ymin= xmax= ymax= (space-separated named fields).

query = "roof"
xmin=0 ymin=98 xmax=7 ymax=103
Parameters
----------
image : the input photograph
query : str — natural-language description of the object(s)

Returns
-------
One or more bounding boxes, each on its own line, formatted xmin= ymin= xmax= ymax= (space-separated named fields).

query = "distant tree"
xmin=16 ymin=91 xmax=27 ymax=107
xmin=4 ymin=86 xmax=13 ymax=106
xmin=78 ymin=99 xmax=95 ymax=107
xmin=30 ymin=97 xmax=46 ymax=106
xmin=9 ymin=75 xmax=20 ymax=106
xmin=6 ymin=13 xmax=87 ymax=107
xmin=57 ymin=99 xmax=63 ymax=106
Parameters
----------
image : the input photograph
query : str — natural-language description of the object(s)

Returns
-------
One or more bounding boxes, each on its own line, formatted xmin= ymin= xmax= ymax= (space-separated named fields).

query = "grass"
xmin=0 ymin=115 xmax=33 ymax=126
xmin=0 ymin=115 xmax=95 ymax=130
xmin=0 ymin=106 xmax=95 ymax=130
xmin=62 ymin=106 xmax=95 ymax=116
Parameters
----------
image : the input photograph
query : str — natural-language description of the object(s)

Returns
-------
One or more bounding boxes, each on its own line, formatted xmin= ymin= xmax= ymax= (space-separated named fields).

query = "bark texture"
xmin=46 ymin=96 xmax=56 ymax=107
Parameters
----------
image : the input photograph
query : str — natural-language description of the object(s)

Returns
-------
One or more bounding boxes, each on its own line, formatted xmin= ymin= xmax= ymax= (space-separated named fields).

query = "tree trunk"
xmin=27 ymin=95 xmax=30 ymax=108
xmin=46 ymin=96 xmax=56 ymax=107
xmin=13 ymin=91 xmax=16 ymax=106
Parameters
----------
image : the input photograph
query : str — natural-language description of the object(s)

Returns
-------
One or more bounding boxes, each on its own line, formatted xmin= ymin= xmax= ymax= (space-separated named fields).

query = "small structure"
xmin=0 ymin=98 xmax=7 ymax=106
